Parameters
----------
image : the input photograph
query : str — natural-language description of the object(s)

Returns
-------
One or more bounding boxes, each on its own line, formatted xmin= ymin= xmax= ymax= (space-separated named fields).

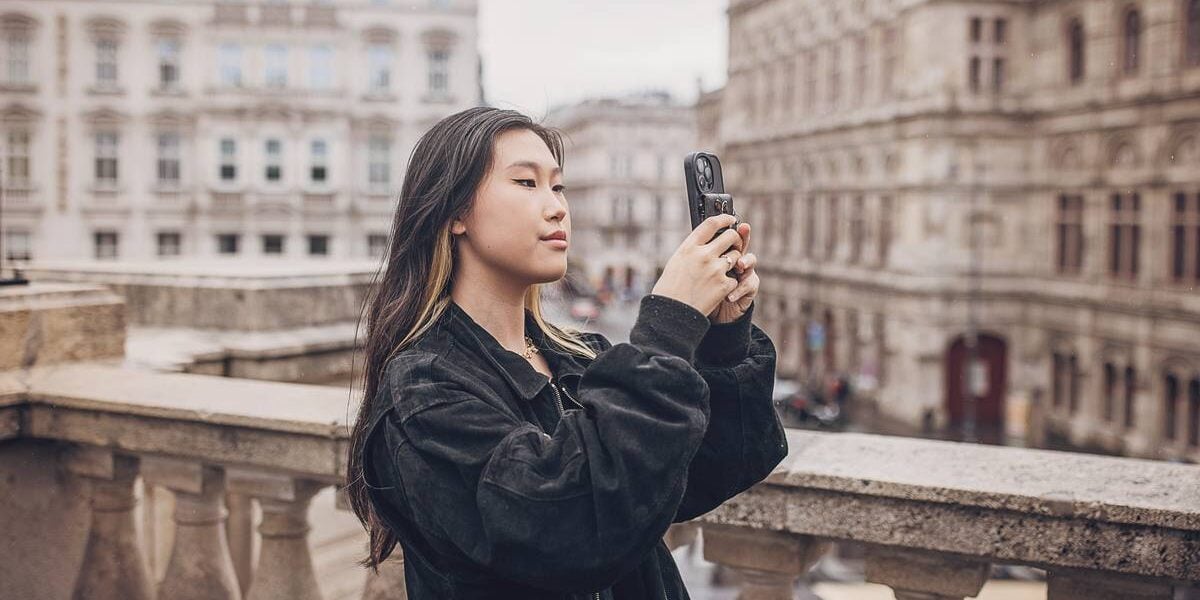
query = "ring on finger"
xmin=724 ymin=254 xmax=735 ymax=269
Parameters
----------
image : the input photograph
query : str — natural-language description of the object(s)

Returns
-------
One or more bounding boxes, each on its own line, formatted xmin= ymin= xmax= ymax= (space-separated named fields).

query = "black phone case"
xmin=683 ymin=151 xmax=738 ymax=278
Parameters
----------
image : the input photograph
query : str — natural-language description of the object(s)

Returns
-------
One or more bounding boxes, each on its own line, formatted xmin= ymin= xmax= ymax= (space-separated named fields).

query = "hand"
xmin=650 ymin=214 xmax=744 ymax=317
xmin=708 ymin=222 xmax=759 ymax=324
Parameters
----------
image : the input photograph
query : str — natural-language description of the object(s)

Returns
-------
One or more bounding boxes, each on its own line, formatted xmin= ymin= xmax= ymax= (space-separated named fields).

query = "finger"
xmin=703 ymin=227 xmax=743 ymax=256
xmin=687 ymin=214 xmax=739 ymax=246
xmin=720 ymin=249 xmax=743 ymax=272
xmin=735 ymin=252 xmax=757 ymax=272
xmin=738 ymin=222 xmax=752 ymax=255
xmin=728 ymin=272 xmax=760 ymax=302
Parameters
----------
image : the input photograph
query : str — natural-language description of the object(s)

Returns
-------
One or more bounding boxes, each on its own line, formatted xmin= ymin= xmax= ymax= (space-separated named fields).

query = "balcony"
xmin=259 ymin=3 xmax=293 ymax=26
xmin=213 ymin=1 xmax=249 ymax=26
xmin=302 ymin=4 xmax=338 ymax=28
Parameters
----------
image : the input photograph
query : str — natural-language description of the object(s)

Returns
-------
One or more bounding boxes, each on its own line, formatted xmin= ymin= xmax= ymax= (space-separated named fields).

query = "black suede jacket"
xmin=361 ymin=293 xmax=787 ymax=599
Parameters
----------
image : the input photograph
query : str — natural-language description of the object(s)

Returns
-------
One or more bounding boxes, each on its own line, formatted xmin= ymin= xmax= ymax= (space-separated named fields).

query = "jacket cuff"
xmin=630 ymin=294 xmax=711 ymax=363
xmin=695 ymin=300 xmax=755 ymax=368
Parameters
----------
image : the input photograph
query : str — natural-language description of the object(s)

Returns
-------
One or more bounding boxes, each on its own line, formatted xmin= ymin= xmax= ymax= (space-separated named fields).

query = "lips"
xmin=541 ymin=231 xmax=567 ymax=242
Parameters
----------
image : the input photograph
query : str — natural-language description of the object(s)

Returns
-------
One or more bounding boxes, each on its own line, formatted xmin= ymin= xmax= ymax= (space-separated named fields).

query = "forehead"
xmin=493 ymin=129 xmax=560 ymax=171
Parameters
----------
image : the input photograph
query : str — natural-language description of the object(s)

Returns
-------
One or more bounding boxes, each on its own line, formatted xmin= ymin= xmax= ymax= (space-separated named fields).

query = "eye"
xmin=513 ymin=179 xmax=535 ymax=187
xmin=553 ymin=184 xmax=567 ymax=193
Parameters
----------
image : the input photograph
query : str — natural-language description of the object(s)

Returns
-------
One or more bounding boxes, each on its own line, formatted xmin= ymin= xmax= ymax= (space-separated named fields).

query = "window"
xmin=805 ymin=196 xmax=817 ymax=258
xmin=219 ymin=43 xmax=242 ymax=87
xmin=1124 ymin=365 xmax=1137 ymax=429
xmin=849 ymin=196 xmax=864 ymax=264
xmin=94 ymin=230 xmax=119 ymax=260
xmin=368 ymin=135 xmax=390 ymax=189
xmin=156 ymin=231 xmax=181 ymax=257
xmin=805 ymin=49 xmax=819 ymax=109
xmin=4 ymin=229 xmax=30 ymax=261
xmin=1067 ymin=18 xmax=1085 ymax=85
xmin=368 ymin=44 xmax=392 ymax=93
xmin=262 ymin=234 xmax=285 ymax=255
xmin=881 ymin=28 xmax=896 ymax=96
xmin=1052 ymin=352 xmax=1080 ymax=411
xmin=216 ymin=233 xmax=240 ymax=255
xmin=307 ymin=233 xmax=329 ymax=256
xmin=5 ymin=130 xmax=30 ymax=186
xmin=368 ymin=233 xmax=388 ymax=259
xmin=310 ymin=139 xmax=327 ymax=183
xmin=219 ymin=138 xmax=237 ymax=181
xmin=1123 ymin=8 xmax=1141 ymax=75
xmin=156 ymin=133 xmax=181 ymax=185
xmin=826 ymin=196 xmax=839 ymax=259
xmin=427 ymin=48 xmax=449 ymax=93
xmin=1109 ymin=192 xmax=1141 ymax=280
xmin=1171 ymin=192 xmax=1200 ymax=284
xmin=828 ymin=44 xmax=841 ymax=106
xmin=855 ymin=35 xmax=868 ymax=102
xmin=1165 ymin=373 xmax=1179 ymax=441
xmin=1104 ymin=362 xmax=1117 ymax=422
xmin=264 ymin=139 xmax=283 ymax=183
xmin=1187 ymin=0 xmax=1200 ymax=67
xmin=94 ymin=132 xmax=119 ymax=184
xmin=157 ymin=38 xmax=181 ymax=89
xmin=993 ymin=58 xmax=1006 ymax=92
xmin=969 ymin=56 xmax=982 ymax=92
xmin=994 ymin=18 xmax=1007 ymax=44
xmin=1056 ymin=194 xmax=1084 ymax=274
xmin=264 ymin=44 xmax=287 ymax=88
xmin=95 ymin=38 xmax=118 ymax=85
xmin=878 ymin=196 xmax=892 ymax=265
xmin=1190 ymin=379 xmax=1200 ymax=447
xmin=969 ymin=17 xmax=983 ymax=43
xmin=309 ymin=45 xmax=333 ymax=89
xmin=5 ymin=31 xmax=30 ymax=84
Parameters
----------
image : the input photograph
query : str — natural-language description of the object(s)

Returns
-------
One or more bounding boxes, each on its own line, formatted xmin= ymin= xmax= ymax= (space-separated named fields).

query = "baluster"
xmin=701 ymin=524 xmax=830 ymax=600
xmin=863 ymin=545 xmax=989 ymax=600
xmin=226 ymin=469 xmax=326 ymax=600
xmin=68 ymin=449 xmax=153 ymax=600
xmin=143 ymin=458 xmax=241 ymax=600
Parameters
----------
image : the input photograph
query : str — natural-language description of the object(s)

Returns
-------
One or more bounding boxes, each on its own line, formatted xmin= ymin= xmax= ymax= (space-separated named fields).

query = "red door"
xmin=944 ymin=334 xmax=1008 ymax=437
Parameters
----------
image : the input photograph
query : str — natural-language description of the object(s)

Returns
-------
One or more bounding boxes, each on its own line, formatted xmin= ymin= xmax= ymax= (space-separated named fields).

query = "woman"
xmin=346 ymin=106 xmax=787 ymax=599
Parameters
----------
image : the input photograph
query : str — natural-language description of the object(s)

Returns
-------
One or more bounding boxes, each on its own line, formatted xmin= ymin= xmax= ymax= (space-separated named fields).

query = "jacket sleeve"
xmin=672 ymin=300 xmax=790 ymax=523
xmin=377 ymin=294 xmax=714 ymax=593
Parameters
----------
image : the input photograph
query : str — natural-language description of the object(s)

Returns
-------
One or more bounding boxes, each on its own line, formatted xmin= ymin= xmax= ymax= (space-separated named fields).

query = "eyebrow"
xmin=506 ymin=160 xmax=562 ymax=176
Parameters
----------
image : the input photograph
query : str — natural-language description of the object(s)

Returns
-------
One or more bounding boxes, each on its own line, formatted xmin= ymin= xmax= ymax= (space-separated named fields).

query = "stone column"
xmin=143 ymin=458 xmax=241 ymax=600
xmin=701 ymin=524 xmax=830 ymax=600
xmin=68 ymin=449 xmax=153 ymax=600
xmin=863 ymin=545 xmax=989 ymax=600
xmin=1046 ymin=568 xmax=1174 ymax=600
xmin=225 ymin=469 xmax=325 ymax=600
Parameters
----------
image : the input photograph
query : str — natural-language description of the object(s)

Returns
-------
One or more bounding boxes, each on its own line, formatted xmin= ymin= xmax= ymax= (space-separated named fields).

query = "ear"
xmin=450 ymin=219 xmax=466 ymax=236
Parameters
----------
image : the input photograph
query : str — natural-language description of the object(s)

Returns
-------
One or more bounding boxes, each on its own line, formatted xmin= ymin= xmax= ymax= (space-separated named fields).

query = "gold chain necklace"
xmin=521 ymin=336 xmax=539 ymax=360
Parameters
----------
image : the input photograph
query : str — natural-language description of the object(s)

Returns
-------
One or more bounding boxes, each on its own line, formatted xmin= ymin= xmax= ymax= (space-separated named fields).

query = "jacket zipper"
xmin=549 ymin=381 xmax=604 ymax=600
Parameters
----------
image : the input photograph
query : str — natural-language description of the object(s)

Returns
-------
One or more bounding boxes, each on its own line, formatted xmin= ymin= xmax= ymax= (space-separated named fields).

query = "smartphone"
xmin=683 ymin=151 xmax=740 ymax=276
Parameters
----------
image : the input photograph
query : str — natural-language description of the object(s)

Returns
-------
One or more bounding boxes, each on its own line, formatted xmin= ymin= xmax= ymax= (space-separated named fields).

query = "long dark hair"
xmin=346 ymin=106 xmax=597 ymax=570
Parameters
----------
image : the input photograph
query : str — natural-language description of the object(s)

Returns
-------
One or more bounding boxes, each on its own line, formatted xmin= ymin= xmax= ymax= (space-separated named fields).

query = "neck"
xmin=449 ymin=258 xmax=531 ymax=356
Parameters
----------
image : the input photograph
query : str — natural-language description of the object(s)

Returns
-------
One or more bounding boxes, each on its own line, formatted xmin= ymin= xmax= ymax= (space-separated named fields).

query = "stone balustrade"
xmin=695 ymin=429 xmax=1200 ymax=599
xmin=1 ymin=362 xmax=1197 ymax=598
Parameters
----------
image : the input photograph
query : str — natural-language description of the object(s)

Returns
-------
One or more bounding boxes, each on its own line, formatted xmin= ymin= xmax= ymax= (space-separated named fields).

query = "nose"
xmin=543 ymin=189 xmax=567 ymax=222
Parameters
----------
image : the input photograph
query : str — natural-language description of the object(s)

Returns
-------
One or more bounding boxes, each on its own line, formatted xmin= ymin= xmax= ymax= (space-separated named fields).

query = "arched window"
xmin=1068 ymin=18 xmax=1085 ymax=84
xmin=1123 ymin=8 xmax=1141 ymax=75
xmin=1187 ymin=0 xmax=1200 ymax=67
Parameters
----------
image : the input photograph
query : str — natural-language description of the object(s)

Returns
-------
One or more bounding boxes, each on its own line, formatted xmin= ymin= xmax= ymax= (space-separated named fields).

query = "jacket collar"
xmin=444 ymin=300 xmax=587 ymax=401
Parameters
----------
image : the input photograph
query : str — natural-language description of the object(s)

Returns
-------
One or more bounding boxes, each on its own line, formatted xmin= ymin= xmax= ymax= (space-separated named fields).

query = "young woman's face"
xmin=451 ymin=128 xmax=570 ymax=286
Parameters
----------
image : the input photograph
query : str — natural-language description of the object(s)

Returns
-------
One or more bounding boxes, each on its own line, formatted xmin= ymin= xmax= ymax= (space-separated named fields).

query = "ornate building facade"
xmin=719 ymin=0 xmax=1200 ymax=461
xmin=0 ymin=0 xmax=480 ymax=262
xmin=547 ymin=92 xmax=696 ymax=299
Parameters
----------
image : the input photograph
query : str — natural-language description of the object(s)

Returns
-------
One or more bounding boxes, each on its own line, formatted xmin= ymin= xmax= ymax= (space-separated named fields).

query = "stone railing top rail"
xmin=22 ymin=259 xmax=382 ymax=287
xmin=0 ymin=363 xmax=352 ymax=481
xmin=765 ymin=430 xmax=1200 ymax=532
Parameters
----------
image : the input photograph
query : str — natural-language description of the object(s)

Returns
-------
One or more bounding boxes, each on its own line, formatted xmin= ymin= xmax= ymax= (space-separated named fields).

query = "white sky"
xmin=478 ymin=0 xmax=730 ymax=119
